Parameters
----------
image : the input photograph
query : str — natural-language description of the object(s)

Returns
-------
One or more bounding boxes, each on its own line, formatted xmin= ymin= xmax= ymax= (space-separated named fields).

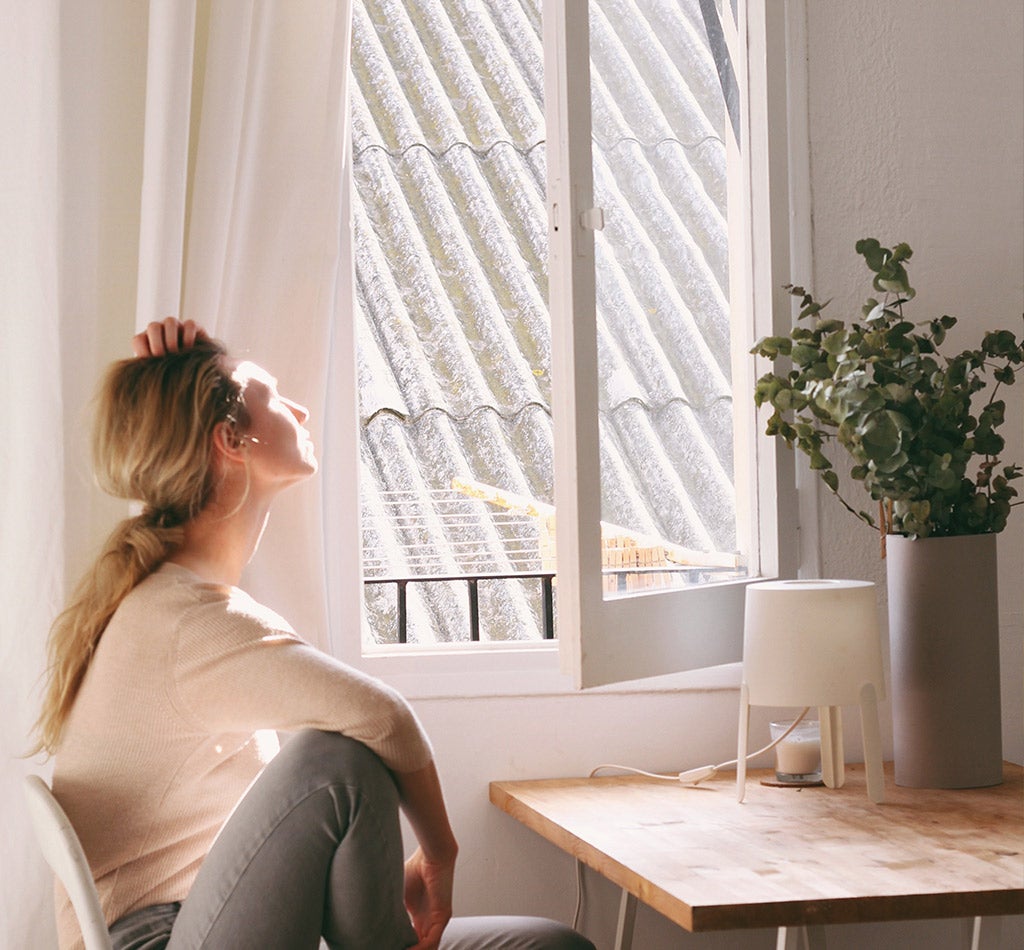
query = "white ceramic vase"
xmin=886 ymin=533 xmax=1003 ymax=788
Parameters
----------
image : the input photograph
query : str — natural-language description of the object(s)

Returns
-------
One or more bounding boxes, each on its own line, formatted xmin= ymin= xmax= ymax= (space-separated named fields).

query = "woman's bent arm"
xmin=394 ymin=761 xmax=459 ymax=950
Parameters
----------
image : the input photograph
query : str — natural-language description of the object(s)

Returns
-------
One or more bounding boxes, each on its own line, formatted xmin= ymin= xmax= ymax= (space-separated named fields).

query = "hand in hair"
xmin=133 ymin=317 xmax=209 ymax=358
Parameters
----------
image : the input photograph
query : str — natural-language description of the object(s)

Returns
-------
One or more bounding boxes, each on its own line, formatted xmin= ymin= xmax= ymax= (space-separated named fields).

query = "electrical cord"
xmin=570 ymin=707 xmax=812 ymax=931
xmin=586 ymin=706 xmax=811 ymax=785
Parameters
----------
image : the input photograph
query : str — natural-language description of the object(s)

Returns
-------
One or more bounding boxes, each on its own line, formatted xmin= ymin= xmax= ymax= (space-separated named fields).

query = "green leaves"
xmin=859 ymin=410 xmax=910 ymax=472
xmin=751 ymin=335 xmax=792 ymax=359
xmin=856 ymin=238 xmax=916 ymax=299
xmin=983 ymin=329 xmax=1023 ymax=359
xmin=855 ymin=238 xmax=888 ymax=272
xmin=929 ymin=315 xmax=957 ymax=347
xmin=752 ymin=239 xmax=1024 ymax=540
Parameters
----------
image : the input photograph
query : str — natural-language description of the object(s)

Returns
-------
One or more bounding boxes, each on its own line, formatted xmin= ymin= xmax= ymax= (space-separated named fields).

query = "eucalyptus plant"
xmin=752 ymin=239 xmax=1024 ymax=540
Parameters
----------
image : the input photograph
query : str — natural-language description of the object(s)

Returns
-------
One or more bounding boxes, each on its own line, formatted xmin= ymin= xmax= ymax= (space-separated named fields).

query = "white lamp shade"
xmin=742 ymin=579 xmax=885 ymax=707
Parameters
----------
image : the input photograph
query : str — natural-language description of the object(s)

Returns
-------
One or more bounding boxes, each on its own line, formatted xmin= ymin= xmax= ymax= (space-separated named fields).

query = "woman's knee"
xmin=271 ymin=730 xmax=397 ymax=803
xmin=170 ymin=731 xmax=407 ymax=948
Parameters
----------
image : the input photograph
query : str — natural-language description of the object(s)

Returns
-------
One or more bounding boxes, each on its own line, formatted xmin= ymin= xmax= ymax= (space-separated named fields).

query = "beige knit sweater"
xmin=52 ymin=562 xmax=433 ymax=950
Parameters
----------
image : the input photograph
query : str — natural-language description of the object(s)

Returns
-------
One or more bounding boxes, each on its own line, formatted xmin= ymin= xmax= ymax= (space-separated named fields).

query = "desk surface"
xmin=490 ymin=763 xmax=1024 ymax=932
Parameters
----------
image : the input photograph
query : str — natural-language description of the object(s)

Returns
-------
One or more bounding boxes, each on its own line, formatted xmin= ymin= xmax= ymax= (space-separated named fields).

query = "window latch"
xmin=579 ymin=207 xmax=605 ymax=231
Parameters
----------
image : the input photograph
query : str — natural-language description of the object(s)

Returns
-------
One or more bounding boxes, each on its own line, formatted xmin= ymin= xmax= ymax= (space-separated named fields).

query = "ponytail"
xmin=30 ymin=512 xmax=183 ymax=756
xmin=30 ymin=340 xmax=241 ymax=757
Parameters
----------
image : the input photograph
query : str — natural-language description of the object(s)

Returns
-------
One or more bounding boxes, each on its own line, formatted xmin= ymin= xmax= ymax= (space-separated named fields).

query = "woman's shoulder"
xmin=149 ymin=562 xmax=300 ymax=645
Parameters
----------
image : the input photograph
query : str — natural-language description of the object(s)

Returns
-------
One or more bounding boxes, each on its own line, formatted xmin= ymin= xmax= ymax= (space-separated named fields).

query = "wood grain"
xmin=490 ymin=763 xmax=1024 ymax=932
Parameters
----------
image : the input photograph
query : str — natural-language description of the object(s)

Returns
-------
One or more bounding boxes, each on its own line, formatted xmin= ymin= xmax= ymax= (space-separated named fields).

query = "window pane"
xmin=589 ymin=0 xmax=747 ymax=597
xmin=352 ymin=0 xmax=748 ymax=647
xmin=351 ymin=0 xmax=553 ymax=645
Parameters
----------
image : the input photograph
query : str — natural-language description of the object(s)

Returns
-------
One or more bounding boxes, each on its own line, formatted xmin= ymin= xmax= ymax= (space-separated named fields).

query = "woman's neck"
xmin=169 ymin=498 xmax=271 ymax=587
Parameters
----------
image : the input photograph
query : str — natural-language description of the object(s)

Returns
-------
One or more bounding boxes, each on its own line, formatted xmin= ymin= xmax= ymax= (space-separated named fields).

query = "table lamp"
xmin=737 ymin=579 xmax=886 ymax=803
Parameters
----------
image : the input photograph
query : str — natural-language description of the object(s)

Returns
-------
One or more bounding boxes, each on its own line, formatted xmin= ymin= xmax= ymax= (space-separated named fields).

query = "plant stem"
xmin=879 ymin=499 xmax=886 ymax=558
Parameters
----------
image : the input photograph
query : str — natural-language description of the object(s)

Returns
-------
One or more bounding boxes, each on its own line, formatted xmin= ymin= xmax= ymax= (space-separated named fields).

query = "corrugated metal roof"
xmin=352 ymin=0 xmax=742 ymax=643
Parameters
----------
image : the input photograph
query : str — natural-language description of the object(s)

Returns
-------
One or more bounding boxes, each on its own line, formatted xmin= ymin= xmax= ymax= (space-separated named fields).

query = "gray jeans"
xmin=109 ymin=730 xmax=594 ymax=950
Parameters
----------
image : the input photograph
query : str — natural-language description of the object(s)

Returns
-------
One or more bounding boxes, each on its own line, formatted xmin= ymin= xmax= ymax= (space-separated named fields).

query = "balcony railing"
xmin=364 ymin=571 xmax=557 ymax=644
xmin=364 ymin=563 xmax=745 ymax=644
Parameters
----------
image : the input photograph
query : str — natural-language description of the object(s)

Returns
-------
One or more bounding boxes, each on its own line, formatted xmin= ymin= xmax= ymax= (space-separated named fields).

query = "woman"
xmin=33 ymin=318 xmax=593 ymax=950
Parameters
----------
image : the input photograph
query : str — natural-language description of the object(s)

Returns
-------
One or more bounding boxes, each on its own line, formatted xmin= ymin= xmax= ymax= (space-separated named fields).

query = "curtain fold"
xmin=1 ymin=5 xmax=65 ymax=946
xmin=135 ymin=0 xmax=198 ymax=321
xmin=183 ymin=1 xmax=353 ymax=647
xmin=5 ymin=2 xmax=354 ymax=944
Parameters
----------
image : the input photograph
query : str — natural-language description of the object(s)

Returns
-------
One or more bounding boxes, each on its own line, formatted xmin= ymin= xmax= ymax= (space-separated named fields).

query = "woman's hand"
xmin=403 ymin=846 xmax=455 ymax=950
xmin=132 ymin=317 xmax=208 ymax=357
xmin=391 ymin=759 xmax=458 ymax=949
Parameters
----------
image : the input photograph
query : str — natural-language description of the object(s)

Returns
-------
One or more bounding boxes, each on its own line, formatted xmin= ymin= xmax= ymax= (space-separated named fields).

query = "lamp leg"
xmin=819 ymin=706 xmax=844 ymax=788
xmin=737 ymin=684 xmax=750 ymax=803
xmin=859 ymin=682 xmax=885 ymax=803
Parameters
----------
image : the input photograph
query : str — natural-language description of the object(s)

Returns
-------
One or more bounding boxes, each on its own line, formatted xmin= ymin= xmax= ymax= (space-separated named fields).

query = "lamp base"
xmin=759 ymin=777 xmax=825 ymax=788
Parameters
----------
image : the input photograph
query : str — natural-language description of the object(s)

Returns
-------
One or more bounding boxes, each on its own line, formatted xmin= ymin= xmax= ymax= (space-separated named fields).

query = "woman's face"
xmin=230 ymin=361 xmax=318 ymax=488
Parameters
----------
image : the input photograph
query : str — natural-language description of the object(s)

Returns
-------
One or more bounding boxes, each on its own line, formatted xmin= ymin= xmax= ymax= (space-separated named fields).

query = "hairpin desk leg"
xmin=962 ymin=914 xmax=1002 ymax=949
xmin=777 ymin=924 xmax=827 ymax=949
xmin=614 ymin=889 xmax=637 ymax=950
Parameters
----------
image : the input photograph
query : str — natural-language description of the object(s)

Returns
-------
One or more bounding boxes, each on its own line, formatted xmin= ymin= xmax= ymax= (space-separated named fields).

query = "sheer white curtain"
xmin=140 ymin=0 xmax=354 ymax=645
xmin=3 ymin=2 xmax=354 ymax=944
xmin=184 ymin=1 xmax=356 ymax=646
xmin=182 ymin=1 xmax=354 ymax=646
xmin=1 ymin=4 xmax=66 ymax=946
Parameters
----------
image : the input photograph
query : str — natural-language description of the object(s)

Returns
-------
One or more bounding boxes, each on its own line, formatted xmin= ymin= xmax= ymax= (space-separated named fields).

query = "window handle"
xmin=579 ymin=207 xmax=605 ymax=231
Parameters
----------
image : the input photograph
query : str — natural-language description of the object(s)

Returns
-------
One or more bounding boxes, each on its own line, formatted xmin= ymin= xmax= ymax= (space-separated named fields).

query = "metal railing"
xmin=364 ymin=571 xmax=556 ymax=644
xmin=364 ymin=563 xmax=747 ymax=644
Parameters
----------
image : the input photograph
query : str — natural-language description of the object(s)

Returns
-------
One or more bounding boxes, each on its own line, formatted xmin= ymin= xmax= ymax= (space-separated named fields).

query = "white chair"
xmin=23 ymin=774 xmax=113 ymax=950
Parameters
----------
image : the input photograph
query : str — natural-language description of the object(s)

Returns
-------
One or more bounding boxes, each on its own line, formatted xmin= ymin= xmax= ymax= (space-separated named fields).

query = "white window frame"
xmin=328 ymin=0 xmax=809 ymax=699
xmin=548 ymin=0 xmax=802 ymax=688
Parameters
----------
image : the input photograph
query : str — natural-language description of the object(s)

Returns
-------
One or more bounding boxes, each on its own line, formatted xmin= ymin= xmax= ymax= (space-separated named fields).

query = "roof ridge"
xmin=362 ymin=394 xmax=734 ymax=429
xmin=363 ymin=401 xmax=551 ymax=427
xmin=353 ymin=140 xmax=545 ymax=161
xmin=353 ymin=134 xmax=724 ymax=163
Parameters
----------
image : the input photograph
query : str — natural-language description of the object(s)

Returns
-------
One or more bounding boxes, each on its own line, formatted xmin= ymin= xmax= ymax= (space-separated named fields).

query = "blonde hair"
xmin=31 ymin=340 xmax=246 ymax=756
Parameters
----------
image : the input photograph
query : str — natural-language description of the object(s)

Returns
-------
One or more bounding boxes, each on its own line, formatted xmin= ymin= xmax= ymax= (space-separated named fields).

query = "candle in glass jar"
xmin=770 ymin=720 xmax=822 ymax=781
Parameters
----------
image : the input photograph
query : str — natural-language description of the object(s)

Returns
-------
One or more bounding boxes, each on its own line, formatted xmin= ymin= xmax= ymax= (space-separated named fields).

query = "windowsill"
xmin=354 ymin=641 xmax=743 ymax=700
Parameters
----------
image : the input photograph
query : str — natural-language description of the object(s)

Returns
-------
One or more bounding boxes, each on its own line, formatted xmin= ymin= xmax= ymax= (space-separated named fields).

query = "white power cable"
xmin=571 ymin=708 xmax=813 ymax=931
xmin=587 ymin=706 xmax=811 ymax=785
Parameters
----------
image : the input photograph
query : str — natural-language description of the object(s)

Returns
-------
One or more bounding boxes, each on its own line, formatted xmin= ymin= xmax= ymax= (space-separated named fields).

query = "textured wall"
xmin=804 ymin=0 xmax=1024 ymax=765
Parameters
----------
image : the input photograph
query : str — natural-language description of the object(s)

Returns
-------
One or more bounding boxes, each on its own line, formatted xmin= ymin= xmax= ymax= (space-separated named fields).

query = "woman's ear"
xmin=212 ymin=421 xmax=247 ymax=463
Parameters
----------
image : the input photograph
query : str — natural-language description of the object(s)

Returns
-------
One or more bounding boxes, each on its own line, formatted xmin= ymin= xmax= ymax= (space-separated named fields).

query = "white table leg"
xmin=961 ymin=915 xmax=1002 ymax=950
xmin=777 ymin=925 xmax=827 ymax=949
xmin=613 ymin=888 xmax=637 ymax=950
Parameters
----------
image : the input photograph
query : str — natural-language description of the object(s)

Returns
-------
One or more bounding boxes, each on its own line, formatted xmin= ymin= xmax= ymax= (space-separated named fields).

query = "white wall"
xmin=805 ymin=0 xmax=1024 ymax=770
xmin=416 ymin=2 xmax=1024 ymax=948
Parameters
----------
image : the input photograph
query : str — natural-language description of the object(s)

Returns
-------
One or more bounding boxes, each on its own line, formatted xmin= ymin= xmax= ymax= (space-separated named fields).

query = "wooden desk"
xmin=491 ymin=763 xmax=1023 ymax=949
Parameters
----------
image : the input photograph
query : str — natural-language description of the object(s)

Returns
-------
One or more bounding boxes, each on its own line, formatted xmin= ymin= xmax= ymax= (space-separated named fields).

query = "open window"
xmin=335 ymin=0 xmax=800 ymax=692
xmin=546 ymin=0 xmax=798 ymax=687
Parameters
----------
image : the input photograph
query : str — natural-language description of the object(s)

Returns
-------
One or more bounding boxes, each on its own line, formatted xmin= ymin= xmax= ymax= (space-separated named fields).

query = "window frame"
xmin=329 ymin=0 xmax=809 ymax=699
xmin=547 ymin=0 xmax=799 ymax=689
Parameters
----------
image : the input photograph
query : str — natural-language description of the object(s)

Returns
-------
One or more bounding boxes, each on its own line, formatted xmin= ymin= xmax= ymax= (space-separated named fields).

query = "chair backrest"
xmin=23 ymin=775 xmax=113 ymax=950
